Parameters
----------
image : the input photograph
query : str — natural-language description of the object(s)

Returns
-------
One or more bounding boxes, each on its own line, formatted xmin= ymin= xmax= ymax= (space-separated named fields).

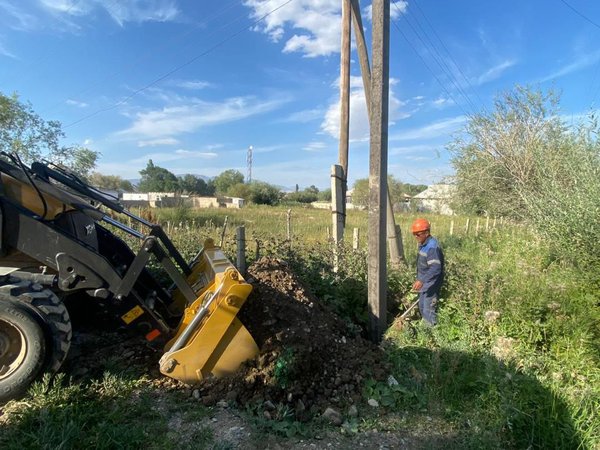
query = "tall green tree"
xmin=247 ymin=181 xmax=280 ymax=205
xmin=0 ymin=91 xmax=98 ymax=177
xmin=178 ymin=174 xmax=213 ymax=195
xmin=137 ymin=160 xmax=179 ymax=192
xmin=449 ymin=85 xmax=565 ymax=218
xmin=450 ymin=85 xmax=600 ymax=267
xmin=213 ymin=169 xmax=244 ymax=194
xmin=351 ymin=175 xmax=413 ymax=208
xmin=89 ymin=173 xmax=134 ymax=191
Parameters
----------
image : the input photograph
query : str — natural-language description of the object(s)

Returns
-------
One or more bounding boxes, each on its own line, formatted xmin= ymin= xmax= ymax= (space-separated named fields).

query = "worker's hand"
xmin=412 ymin=280 xmax=423 ymax=292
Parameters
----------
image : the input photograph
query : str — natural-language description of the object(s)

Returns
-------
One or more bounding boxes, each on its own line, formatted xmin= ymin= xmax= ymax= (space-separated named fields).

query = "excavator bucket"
xmin=159 ymin=239 xmax=259 ymax=384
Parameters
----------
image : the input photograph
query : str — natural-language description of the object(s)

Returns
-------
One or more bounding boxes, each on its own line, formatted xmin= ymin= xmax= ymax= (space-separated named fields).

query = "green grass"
xmin=2 ymin=206 xmax=598 ymax=449
xmin=0 ymin=373 xmax=215 ymax=450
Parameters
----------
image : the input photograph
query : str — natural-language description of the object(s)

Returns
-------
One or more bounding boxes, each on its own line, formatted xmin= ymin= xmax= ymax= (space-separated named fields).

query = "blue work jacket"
xmin=416 ymin=236 xmax=444 ymax=294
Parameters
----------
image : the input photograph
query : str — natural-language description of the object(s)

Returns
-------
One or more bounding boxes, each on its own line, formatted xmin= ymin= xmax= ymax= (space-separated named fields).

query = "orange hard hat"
xmin=411 ymin=218 xmax=430 ymax=233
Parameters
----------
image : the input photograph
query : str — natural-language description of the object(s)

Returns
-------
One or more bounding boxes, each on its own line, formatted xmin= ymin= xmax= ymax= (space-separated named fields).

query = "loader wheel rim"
xmin=0 ymin=318 xmax=27 ymax=380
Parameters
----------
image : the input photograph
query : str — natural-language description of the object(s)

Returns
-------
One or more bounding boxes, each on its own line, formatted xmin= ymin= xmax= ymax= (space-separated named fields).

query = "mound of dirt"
xmin=62 ymin=257 xmax=391 ymax=422
xmin=196 ymin=257 xmax=390 ymax=420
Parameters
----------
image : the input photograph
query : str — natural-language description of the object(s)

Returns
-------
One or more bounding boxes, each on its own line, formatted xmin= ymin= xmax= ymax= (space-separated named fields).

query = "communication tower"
xmin=247 ymin=145 xmax=253 ymax=183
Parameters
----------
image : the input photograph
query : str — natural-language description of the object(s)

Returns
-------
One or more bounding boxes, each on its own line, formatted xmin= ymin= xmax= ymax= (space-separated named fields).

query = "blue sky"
xmin=1 ymin=0 xmax=600 ymax=190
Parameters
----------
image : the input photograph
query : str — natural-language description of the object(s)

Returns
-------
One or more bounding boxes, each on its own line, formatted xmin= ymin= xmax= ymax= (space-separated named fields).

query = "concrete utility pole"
xmin=350 ymin=0 xmax=405 ymax=268
xmin=368 ymin=0 xmax=390 ymax=343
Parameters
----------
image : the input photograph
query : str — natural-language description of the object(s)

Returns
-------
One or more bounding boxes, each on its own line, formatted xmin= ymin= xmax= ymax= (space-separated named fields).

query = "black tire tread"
xmin=0 ymin=279 xmax=72 ymax=373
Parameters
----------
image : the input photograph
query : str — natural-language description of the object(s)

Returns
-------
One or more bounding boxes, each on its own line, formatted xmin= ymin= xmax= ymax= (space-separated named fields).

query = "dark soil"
xmin=197 ymin=257 xmax=390 ymax=418
xmin=64 ymin=257 xmax=390 ymax=420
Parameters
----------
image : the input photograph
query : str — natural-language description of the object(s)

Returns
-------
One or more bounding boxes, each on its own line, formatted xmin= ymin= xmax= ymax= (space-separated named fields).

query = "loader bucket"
xmin=159 ymin=239 xmax=258 ymax=384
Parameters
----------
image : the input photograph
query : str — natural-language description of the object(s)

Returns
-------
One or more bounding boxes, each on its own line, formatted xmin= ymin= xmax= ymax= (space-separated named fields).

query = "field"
xmin=1 ymin=205 xmax=598 ymax=449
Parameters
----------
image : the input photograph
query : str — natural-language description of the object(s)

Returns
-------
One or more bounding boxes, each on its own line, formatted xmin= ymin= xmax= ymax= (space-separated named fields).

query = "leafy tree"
xmin=318 ymin=188 xmax=332 ymax=202
xmin=450 ymin=84 xmax=600 ymax=267
xmin=286 ymin=187 xmax=319 ymax=203
xmin=0 ymin=91 xmax=98 ymax=177
xmin=137 ymin=160 xmax=179 ymax=192
xmin=226 ymin=182 xmax=252 ymax=199
xmin=178 ymin=174 xmax=213 ymax=195
xmin=351 ymin=176 xmax=411 ymax=208
xmin=247 ymin=181 xmax=281 ymax=205
xmin=213 ymin=169 xmax=244 ymax=194
xmin=89 ymin=172 xmax=134 ymax=191
xmin=449 ymin=85 xmax=565 ymax=218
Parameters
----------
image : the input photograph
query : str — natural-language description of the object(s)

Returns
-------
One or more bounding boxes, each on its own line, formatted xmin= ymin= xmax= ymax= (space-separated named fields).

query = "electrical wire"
xmin=411 ymin=0 xmax=488 ymax=114
xmin=39 ymin=0 xmax=243 ymax=117
xmin=399 ymin=3 xmax=479 ymax=114
xmin=63 ymin=0 xmax=295 ymax=129
xmin=559 ymin=0 xmax=600 ymax=30
xmin=390 ymin=5 xmax=472 ymax=118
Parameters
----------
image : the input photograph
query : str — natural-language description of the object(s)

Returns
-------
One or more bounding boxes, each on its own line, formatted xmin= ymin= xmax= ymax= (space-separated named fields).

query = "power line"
xmin=390 ymin=17 xmax=471 ymax=118
xmin=391 ymin=3 xmax=474 ymax=117
xmin=41 ymin=0 xmax=242 ymax=117
xmin=559 ymin=0 xmax=600 ymax=30
xmin=401 ymin=10 xmax=479 ymax=114
xmin=411 ymin=0 xmax=488 ymax=114
xmin=3 ymin=0 xmax=114 ymax=86
xmin=64 ymin=0 xmax=295 ymax=129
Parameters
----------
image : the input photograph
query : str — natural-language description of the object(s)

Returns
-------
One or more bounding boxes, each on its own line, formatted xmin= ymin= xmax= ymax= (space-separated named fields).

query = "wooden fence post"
xmin=286 ymin=209 xmax=292 ymax=241
xmin=450 ymin=220 xmax=454 ymax=236
xmin=485 ymin=216 xmax=490 ymax=232
xmin=331 ymin=164 xmax=345 ymax=244
xmin=476 ymin=218 xmax=480 ymax=236
xmin=236 ymin=226 xmax=246 ymax=276
xmin=255 ymin=239 xmax=260 ymax=262
xmin=219 ymin=215 xmax=229 ymax=247
xmin=465 ymin=218 xmax=470 ymax=235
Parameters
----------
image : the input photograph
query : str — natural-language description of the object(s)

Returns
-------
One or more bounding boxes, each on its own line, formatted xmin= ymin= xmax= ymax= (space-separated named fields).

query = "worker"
xmin=411 ymin=218 xmax=444 ymax=326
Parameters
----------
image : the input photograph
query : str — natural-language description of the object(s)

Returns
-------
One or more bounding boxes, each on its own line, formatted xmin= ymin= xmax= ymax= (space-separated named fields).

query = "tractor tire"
xmin=0 ymin=299 xmax=47 ymax=403
xmin=0 ymin=279 xmax=72 ymax=374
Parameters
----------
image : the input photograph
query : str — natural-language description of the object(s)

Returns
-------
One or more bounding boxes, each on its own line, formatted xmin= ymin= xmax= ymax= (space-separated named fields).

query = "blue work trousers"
xmin=418 ymin=290 xmax=438 ymax=326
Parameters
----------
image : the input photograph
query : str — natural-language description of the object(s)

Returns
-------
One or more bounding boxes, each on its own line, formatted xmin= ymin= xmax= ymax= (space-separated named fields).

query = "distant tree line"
xmin=0 ymin=90 xmax=427 ymax=209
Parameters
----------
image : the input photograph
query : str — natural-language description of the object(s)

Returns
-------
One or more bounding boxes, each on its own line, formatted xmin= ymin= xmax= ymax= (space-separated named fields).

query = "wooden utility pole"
xmin=338 ymin=0 xmax=351 ymax=235
xmin=350 ymin=0 xmax=405 ymax=268
xmin=368 ymin=0 xmax=389 ymax=343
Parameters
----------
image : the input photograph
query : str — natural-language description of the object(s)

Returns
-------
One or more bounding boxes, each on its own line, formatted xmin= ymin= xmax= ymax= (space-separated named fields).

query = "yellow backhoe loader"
xmin=0 ymin=152 xmax=258 ymax=403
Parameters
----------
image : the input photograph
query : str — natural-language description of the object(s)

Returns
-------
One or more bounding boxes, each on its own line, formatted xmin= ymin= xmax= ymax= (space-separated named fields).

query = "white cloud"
xmin=0 ymin=41 xmax=16 ymax=59
xmin=389 ymin=116 xmax=466 ymax=142
xmin=138 ymin=138 xmax=180 ymax=147
xmin=432 ymin=96 xmax=454 ymax=109
xmin=245 ymin=0 xmax=407 ymax=57
xmin=0 ymin=2 xmax=39 ymax=31
xmin=302 ymin=141 xmax=327 ymax=152
xmin=540 ymin=50 xmax=600 ymax=82
xmin=170 ymin=80 xmax=213 ymax=90
xmin=244 ymin=0 xmax=340 ymax=57
xmin=476 ymin=59 xmax=516 ymax=85
xmin=321 ymin=80 xmax=409 ymax=142
xmin=130 ymin=149 xmax=219 ymax=164
xmin=116 ymin=95 xmax=288 ymax=140
xmin=32 ymin=0 xmax=179 ymax=29
xmin=281 ymin=108 xmax=324 ymax=123
xmin=363 ymin=1 xmax=408 ymax=21
xmin=66 ymin=99 xmax=88 ymax=108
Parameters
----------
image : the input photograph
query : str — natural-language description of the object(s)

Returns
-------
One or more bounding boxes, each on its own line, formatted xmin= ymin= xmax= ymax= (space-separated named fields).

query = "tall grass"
xmin=3 ymin=205 xmax=597 ymax=448
xmin=150 ymin=204 xmax=598 ymax=447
